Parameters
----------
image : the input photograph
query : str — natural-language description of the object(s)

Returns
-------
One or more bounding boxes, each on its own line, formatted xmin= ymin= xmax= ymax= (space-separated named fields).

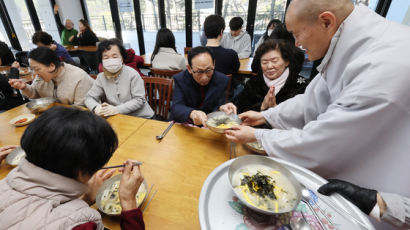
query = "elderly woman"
xmin=0 ymin=107 xmax=145 ymax=229
xmin=85 ymin=39 xmax=154 ymax=118
xmin=75 ymin=19 xmax=99 ymax=46
xmin=8 ymin=47 xmax=93 ymax=106
xmin=220 ymin=39 xmax=309 ymax=114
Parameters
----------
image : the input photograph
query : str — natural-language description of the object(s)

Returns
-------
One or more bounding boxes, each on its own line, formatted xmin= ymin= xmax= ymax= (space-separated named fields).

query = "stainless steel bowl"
xmin=5 ymin=147 xmax=26 ymax=166
xmin=96 ymin=174 xmax=148 ymax=216
xmin=206 ymin=111 xmax=242 ymax=134
xmin=228 ymin=155 xmax=302 ymax=215
xmin=26 ymin=98 xmax=56 ymax=114
xmin=244 ymin=142 xmax=267 ymax=155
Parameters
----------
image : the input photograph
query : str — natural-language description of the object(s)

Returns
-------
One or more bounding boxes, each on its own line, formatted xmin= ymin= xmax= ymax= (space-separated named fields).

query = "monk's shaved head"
xmin=287 ymin=0 xmax=354 ymax=24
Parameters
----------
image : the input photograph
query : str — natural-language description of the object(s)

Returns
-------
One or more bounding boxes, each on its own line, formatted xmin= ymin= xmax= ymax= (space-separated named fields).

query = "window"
xmin=4 ymin=0 xmax=35 ymax=50
xmin=0 ymin=18 xmax=11 ymax=46
xmin=386 ymin=0 xmax=410 ymax=26
xmin=117 ymin=0 xmax=140 ymax=53
xmin=254 ymin=0 xmax=287 ymax=35
xmin=192 ymin=1 xmax=214 ymax=47
xmin=165 ymin=0 xmax=185 ymax=54
xmin=33 ymin=0 xmax=60 ymax=43
xmin=85 ymin=0 xmax=116 ymax=39
xmin=141 ymin=0 xmax=161 ymax=54
xmin=352 ymin=0 xmax=379 ymax=10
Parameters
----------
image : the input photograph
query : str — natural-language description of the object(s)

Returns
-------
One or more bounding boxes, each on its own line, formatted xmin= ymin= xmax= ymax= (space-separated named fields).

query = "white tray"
xmin=199 ymin=157 xmax=375 ymax=230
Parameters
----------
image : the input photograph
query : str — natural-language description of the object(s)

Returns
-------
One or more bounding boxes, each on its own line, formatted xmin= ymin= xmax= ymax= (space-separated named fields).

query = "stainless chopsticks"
xmin=156 ymin=121 xmax=175 ymax=140
xmin=101 ymin=161 xmax=143 ymax=169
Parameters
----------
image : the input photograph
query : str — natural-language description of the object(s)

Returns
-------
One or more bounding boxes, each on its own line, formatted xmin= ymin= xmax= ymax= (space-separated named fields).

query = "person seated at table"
xmin=253 ymin=19 xmax=282 ymax=57
xmin=204 ymin=15 xmax=240 ymax=75
xmin=251 ymin=23 xmax=305 ymax=74
xmin=220 ymin=39 xmax=308 ymax=114
xmin=85 ymin=39 xmax=154 ymax=118
xmin=0 ymin=106 xmax=145 ymax=230
xmin=0 ymin=61 xmax=27 ymax=111
xmin=74 ymin=19 xmax=99 ymax=46
xmin=318 ymin=179 xmax=410 ymax=228
xmin=170 ymin=46 xmax=229 ymax=126
xmin=98 ymin=48 xmax=145 ymax=77
xmin=0 ymin=40 xmax=16 ymax=65
xmin=53 ymin=4 xmax=78 ymax=46
xmin=8 ymin=47 xmax=93 ymax=106
xmin=220 ymin=17 xmax=252 ymax=59
xmin=32 ymin=31 xmax=74 ymax=64
xmin=151 ymin=28 xmax=186 ymax=71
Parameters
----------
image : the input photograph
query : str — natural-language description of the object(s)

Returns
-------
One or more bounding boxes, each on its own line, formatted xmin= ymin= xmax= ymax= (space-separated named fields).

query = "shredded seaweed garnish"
xmin=240 ymin=171 xmax=276 ymax=200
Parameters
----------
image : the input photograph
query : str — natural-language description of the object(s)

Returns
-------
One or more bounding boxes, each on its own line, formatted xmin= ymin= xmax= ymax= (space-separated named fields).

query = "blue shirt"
xmin=54 ymin=42 xmax=74 ymax=63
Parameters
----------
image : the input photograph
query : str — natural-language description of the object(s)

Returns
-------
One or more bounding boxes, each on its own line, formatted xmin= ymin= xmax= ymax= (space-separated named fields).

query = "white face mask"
xmin=103 ymin=58 xmax=123 ymax=73
xmin=267 ymin=29 xmax=274 ymax=36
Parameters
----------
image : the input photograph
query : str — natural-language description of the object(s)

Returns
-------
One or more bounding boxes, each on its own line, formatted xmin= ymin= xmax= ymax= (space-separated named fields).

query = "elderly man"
xmin=170 ymin=46 xmax=229 ymax=126
xmin=225 ymin=1 xmax=410 ymax=228
xmin=53 ymin=4 xmax=78 ymax=46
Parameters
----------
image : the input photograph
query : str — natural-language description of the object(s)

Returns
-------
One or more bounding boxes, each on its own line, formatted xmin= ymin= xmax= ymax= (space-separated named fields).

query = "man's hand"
xmin=190 ymin=110 xmax=207 ymax=126
xmin=119 ymin=160 xmax=144 ymax=211
xmin=0 ymin=145 xmax=18 ymax=163
xmin=219 ymin=102 xmax=237 ymax=115
xmin=225 ymin=125 xmax=257 ymax=143
xmin=82 ymin=169 xmax=115 ymax=205
xmin=53 ymin=4 xmax=59 ymax=14
xmin=261 ymin=86 xmax=276 ymax=111
xmin=239 ymin=111 xmax=266 ymax=126
xmin=11 ymin=61 xmax=20 ymax=69
xmin=318 ymin=179 xmax=378 ymax=215
xmin=68 ymin=35 xmax=75 ymax=42
xmin=9 ymin=79 xmax=27 ymax=90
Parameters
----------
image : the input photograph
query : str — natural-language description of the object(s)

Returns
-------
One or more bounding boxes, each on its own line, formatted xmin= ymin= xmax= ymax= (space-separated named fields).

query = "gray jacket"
xmin=151 ymin=47 xmax=186 ymax=70
xmin=85 ymin=65 xmax=154 ymax=118
xmin=221 ymin=31 xmax=252 ymax=59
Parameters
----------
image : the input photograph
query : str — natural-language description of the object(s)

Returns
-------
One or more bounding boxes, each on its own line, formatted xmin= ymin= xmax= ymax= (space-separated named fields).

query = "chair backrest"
xmin=150 ymin=68 xmax=182 ymax=79
xmin=184 ymin=47 xmax=192 ymax=55
xmin=142 ymin=76 xmax=174 ymax=120
xmin=225 ymin=74 xmax=232 ymax=102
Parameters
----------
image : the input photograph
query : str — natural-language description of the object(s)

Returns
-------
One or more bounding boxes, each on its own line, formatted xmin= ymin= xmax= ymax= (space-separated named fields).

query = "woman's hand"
xmin=8 ymin=79 xmax=27 ymax=90
xmin=219 ymin=102 xmax=237 ymax=115
xmin=225 ymin=125 xmax=257 ymax=143
xmin=238 ymin=111 xmax=266 ymax=126
xmin=261 ymin=86 xmax=276 ymax=111
xmin=119 ymin=160 xmax=144 ymax=211
xmin=190 ymin=110 xmax=208 ymax=126
xmin=0 ymin=145 xmax=18 ymax=163
xmin=82 ymin=169 xmax=115 ymax=205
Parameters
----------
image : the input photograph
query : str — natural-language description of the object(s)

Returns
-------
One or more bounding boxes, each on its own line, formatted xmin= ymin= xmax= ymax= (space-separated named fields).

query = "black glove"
xmin=317 ymin=179 xmax=377 ymax=215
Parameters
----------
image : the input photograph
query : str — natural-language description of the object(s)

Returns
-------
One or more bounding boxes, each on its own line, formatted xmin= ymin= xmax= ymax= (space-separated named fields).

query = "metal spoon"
xmin=156 ymin=121 xmax=175 ymax=141
xmin=290 ymin=216 xmax=311 ymax=230
xmin=301 ymin=189 xmax=327 ymax=230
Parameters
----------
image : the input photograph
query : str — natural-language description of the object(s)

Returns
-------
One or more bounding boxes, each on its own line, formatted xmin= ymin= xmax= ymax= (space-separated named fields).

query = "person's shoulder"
xmin=213 ymin=71 xmax=229 ymax=83
xmin=64 ymin=64 xmax=89 ymax=78
xmin=173 ymin=70 xmax=188 ymax=81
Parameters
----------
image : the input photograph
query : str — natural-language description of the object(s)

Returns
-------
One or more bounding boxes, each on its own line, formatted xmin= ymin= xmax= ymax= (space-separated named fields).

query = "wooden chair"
xmin=142 ymin=76 xmax=174 ymax=120
xmin=149 ymin=68 xmax=182 ymax=79
xmin=184 ymin=47 xmax=192 ymax=55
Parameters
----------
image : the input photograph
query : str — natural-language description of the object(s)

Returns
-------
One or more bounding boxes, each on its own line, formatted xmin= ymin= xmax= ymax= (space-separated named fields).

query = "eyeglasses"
xmin=191 ymin=68 xmax=214 ymax=74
